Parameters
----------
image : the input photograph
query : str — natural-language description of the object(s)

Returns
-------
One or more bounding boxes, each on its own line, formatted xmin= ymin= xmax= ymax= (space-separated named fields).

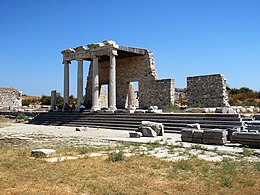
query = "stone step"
xmin=32 ymin=117 xmax=243 ymax=126
xmin=29 ymin=112 xmax=244 ymax=134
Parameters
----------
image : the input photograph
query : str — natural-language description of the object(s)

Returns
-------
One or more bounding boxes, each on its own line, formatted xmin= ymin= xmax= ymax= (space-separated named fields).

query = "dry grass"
xmin=0 ymin=116 xmax=14 ymax=128
xmin=0 ymin=145 xmax=259 ymax=194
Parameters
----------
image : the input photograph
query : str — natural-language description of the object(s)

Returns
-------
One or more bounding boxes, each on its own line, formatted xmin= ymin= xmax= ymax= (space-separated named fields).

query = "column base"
xmin=91 ymin=106 xmax=101 ymax=112
xmin=108 ymin=106 xmax=117 ymax=112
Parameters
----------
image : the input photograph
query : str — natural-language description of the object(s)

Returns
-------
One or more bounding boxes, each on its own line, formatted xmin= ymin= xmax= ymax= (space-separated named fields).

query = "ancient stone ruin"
xmin=61 ymin=40 xmax=175 ymax=111
xmin=187 ymin=74 xmax=230 ymax=108
xmin=0 ymin=88 xmax=22 ymax=110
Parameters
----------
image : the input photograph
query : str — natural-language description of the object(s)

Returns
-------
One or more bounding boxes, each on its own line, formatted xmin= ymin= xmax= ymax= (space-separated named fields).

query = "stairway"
xmin=29 ymin=112 xmax=244 ymax=134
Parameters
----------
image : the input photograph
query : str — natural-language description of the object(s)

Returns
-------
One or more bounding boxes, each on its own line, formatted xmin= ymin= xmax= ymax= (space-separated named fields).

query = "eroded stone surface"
xmin=187 ymin=74 xmax=229 ymax=108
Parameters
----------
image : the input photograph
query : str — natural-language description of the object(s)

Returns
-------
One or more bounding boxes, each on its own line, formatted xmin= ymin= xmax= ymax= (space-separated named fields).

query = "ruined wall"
xmin=187 ymin=74 xmax=229 ymax=107
xmin=175 ymin=88 xmax=187 ymax=100
xmin=139 ymin=79 xmax=175 ymax=108
xmin=0 ymin=88 xmax=22 ymax=110
xmin=85 ymin=52 xmax=174 ymax=109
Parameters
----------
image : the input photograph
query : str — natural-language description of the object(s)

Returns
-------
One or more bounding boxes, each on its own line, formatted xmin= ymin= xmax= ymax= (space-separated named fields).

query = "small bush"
xmin=107 ymin=150 xmax=124 ymax=162
xmin=221 ymin=175 xmax=233 ymax=187
xmin=242 ymin=148 xmax=254 ymax=157
xmin=16 ymin=112 xmax=29 ymax=121
xmin=163 ymin=103 xmax=180 ymax=112
xmin=255 ymin=162 xmax=260 ymax=171
xmin=174 ymin=160 xmax=193 ymax=171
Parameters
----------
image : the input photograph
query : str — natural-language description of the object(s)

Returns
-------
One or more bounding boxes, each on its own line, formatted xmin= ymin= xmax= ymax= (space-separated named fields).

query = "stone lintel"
xmin=74 ymin=46 xmax=87 ymax=52
xmin=62 ymin=41 xmax=148 ymax=62
xmin=118 ymin=46 xmax=147 ymax=55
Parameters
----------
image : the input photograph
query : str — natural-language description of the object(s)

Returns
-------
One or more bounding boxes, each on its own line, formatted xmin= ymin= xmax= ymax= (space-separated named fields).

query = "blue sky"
xmin=0 ymin=0 xmax=260 ymax=96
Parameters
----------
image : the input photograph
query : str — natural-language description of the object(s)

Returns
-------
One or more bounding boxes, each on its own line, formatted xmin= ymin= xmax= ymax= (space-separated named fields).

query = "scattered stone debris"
xmin=129 ymin=132 xmax=142 ymax=138
xmin=231 ymin=132 xmax=260 ymax=148
xmin=31 ymin=149 xmax=56 ymax=157
xmin=181 ymin=125 xmax=227 ymax=145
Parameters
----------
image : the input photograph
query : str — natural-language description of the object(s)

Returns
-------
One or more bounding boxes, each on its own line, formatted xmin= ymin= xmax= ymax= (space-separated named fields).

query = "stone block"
xmin=148 ymin=106 xmax=158 ymax=110
xmin=129 ymin=132 xmax=142 ymax=138
xmin=192 ymin=130 xmax=203 ymax=143
xmin=139 ymin=121 xmax=164 ymax=136
xmin=231 ymin=132 xmax=260 ymax=148
xmin=124 ymin=109 xmax=136 ymax=113
xmin=181 ymin=128 xmax=194 ymax=142
xmin=137 ymin=126 xmax=157 ymax=137
xmin=134 ymin=109 xmax=147 ymax=113
xmin=147 ymin=109 xmax=162 ymax=113
xmin=187 ymin=123 xmax=201 ymax=130
xmin=203 ymin=138 xmax=227 ymax=145
xmin=31 ymin=149 xmax=56 ymax=157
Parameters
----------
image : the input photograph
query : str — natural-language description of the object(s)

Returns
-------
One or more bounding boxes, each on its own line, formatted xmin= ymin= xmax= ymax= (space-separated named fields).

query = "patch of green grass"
xmin=15 ymin=112 xmax=29 ymax=121
xmin=107 ymin=150 xmax=124 ymax=162
xmin=146 ymin=141 xmax=161 ymax=151
xmin=240 ymin=179 xmax=256 ymax=187
xmin=220 ymin=175 xmax=234 ymax=187
xmin=242 ymin=147 xmax=254 ymax=157
xmin=191 ymin=144 xmax=206 ymax=150
xmin=255 ymin=162 xmax=260 ymax=171
xmin=221 ymin=158 xmax=237 ymax=175
xmin=167 ymin=144 xmax=183 ymax=154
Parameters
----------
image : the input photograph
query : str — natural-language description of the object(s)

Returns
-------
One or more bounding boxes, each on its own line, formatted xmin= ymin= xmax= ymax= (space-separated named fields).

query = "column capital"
xmin=62 ymin=60 xmax=71 ymax=65
xmin=108 ymin=49 xmax=118 ymax=56
xmin=76 ymin=58 xmax=84 ymax=62
xmin=92 ymin=55 xmax=101 ymax=60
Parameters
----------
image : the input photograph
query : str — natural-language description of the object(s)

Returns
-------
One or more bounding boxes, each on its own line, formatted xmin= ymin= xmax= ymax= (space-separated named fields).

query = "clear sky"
xmin=1 ymin=0 xmax=260 ymax=96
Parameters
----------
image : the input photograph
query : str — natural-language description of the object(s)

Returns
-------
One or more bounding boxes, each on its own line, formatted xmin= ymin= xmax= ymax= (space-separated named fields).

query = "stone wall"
xmin=175 ymin=88 xmax=187 ymax=100
xmin=85 ymin=52 xmax=174 ymax=109
xmin=0 ymin=88 xmax=22 ymax=110
xmin=187 ymin=74 xmax=229 ymax=107
xmin=139 ymin=79 xmax=175 ymax=108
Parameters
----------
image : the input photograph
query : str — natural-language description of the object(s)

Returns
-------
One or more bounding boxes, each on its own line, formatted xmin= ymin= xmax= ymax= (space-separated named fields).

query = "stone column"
xmin=77 ymin=59 xmax=84 ymax=111
xmin=91 ymin=56 xmax=100 ymax=111
xmin=108 ymin=50 xmax=117 ymax=111
xmin=51 ymin=90 xmax=57 ymax=111
xmin=63 ymin=61 xmax=70 ymax=107
xmin=127 ymin=83 xmax=135 ymax=109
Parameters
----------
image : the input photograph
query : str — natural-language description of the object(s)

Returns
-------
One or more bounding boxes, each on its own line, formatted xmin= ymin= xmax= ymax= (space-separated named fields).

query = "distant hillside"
xmin=228 ymin=87 xmax=260 ymax=107
xmin=22 ymin=95 xmax=41 ymax=106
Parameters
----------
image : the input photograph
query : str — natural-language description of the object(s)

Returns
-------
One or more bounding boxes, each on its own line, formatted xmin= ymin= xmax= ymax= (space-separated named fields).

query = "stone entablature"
xmin=187 ymin=74 xmax=230 ymax=107
xmin=62 ymin=40 xmax=175 ymax=111
xmin=0 ymin=88 xmax=22 ymax=110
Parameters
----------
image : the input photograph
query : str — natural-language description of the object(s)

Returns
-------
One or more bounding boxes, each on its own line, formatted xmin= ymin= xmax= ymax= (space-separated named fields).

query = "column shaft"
xmin=77 ymin=59 xmax=84 ymax=110
xmin=91 ymin=56 xmax=100 ymax=111
xmin=108 ymin=53 xmax=117 ymax=111
xmin=63 ymin=61 xmax=70 ymax=106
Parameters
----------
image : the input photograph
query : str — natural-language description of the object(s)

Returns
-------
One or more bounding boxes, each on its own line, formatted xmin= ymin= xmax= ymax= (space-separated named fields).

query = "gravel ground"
xmin=1 ymin=123 xmax=260 ymax=162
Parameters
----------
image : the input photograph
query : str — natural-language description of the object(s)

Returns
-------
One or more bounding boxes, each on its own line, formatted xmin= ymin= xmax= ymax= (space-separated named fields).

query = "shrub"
xmin=16 ymin=112 xmax=29 ymax=121
xmin=221 ymin=175 xmax=233 ymax=187
xmin=242 ymin=148 xmax=254 ymax=157
xmin=163 ymin=103 xmax=181 ymax=112
xmin=107 ymin=150 xmax=124 ymax=162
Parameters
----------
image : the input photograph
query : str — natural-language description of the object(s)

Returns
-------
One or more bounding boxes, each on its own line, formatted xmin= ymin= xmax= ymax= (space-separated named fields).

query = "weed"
xmin=146 ymin=141 xmax=161 ymax=151
xmin=174 ymin=160 xmax=193 ymax=171
xmin=221 ymin=158 xmax=237 ymax=175
xmin=191 ymin=144 xmax=206 ymax=150
xmin=255 ymin=162 xmax=260 ymax=171
xmin=221 ymin=175 xmax=233 ymax=187
xmin=15 ymin=112 xmax=29 ymax=121
xmin=79 ymin=147 xmax=90 ymax=155
xmin=240 ymin=179 xmax=256 ymax=187
xmin=242 ymin=147 xmax=254 ymax=157
xmin=107 ymin=150 xmax=124 ymax=162
xmin=162 ymin=103 xmax=181 ymax=112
